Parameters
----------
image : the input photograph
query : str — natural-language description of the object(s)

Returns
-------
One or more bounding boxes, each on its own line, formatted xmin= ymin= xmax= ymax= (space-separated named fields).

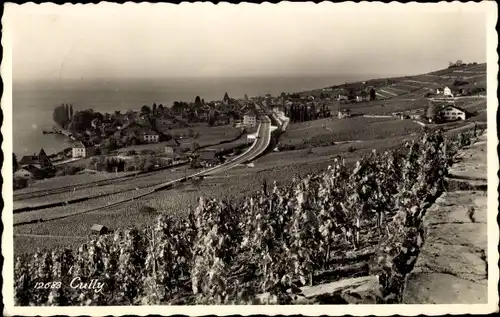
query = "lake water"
xmin=12 ymin=75 xmax=371 ymax=156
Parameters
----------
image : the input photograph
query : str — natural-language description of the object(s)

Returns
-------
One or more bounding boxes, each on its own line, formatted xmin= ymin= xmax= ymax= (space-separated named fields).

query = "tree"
xmin=152 ymin=103 xmax=157 ymax=115
xmin=141 ymin=105 xmax=151 ymax=116
xmin=195 ymin=96 xmax=202 ymax=106
xmin=52 ymin=104 xmax=71 ymax=129
xmin=68 ymin=109 xmax=96 ymax=134
xmin=13 ymin=153 xmax=18 ymax=172
xmin=370 ymin=88 xmax=376 ymax=101
xmin=426 ymin=101 xmax=440 ymax=123
xmin=208 ymin=110 xmax=217 ymax=126
xmin=90 ymin=135 xmax=101 ymax=146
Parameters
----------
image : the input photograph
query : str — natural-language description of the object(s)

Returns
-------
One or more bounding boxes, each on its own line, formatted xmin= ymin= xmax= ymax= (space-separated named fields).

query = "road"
xmin=202 ymin=115 xmax=271 ymax=175
xmin=153 ymin=104 xmax=272 ymax=189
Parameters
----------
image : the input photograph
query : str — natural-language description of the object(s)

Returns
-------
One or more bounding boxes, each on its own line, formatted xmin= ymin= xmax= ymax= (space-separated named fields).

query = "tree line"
xmin=285 ymin=103 xmax=330 ymax=123
xmin=52 ymin=104 xmax=74 ymax=129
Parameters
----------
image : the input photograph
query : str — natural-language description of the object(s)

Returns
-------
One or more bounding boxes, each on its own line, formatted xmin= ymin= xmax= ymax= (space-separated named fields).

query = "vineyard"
xmin=13 ymin=168 xmax=194 ymax=211
xmin=14 ymin=130 xmax=478 ymax=305
xmin=13 ymin=171 xmax=137 ymax=196
xmin=14 ymin=188 xmax=155 ymax=226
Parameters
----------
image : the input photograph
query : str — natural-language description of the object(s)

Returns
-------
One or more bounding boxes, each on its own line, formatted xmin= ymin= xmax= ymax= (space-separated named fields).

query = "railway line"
xmin=13 ymin=161 xmax=189 ymax=201
xmin=14 ymin=105 xmax=275 ymax=221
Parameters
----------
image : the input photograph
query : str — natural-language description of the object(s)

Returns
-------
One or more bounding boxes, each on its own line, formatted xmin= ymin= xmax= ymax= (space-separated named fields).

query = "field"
xmin=114 ymin=124 xmax=243 ymax=154
xmin=13 ymin=63 xmax=488 ymax=258
xmin=328 ymin=98 xmax=429 ymax=116
xmin=281 ymin=117 xmax=421 ymax=147
xmin=14 ymin=187 xmax=155 ymax=226
xmin=13 ymin=167 xmax=195 ymax=210
xmin=13 ymin=116 xmax=482 ymax=256
xmin=15 ymin=128 xmax=475 ymax=305
xmin=13 ymin=131 xmax=418 ymax=256
xmin=375 ymin=63 xmax=486 ymax=99
xmin=166 ymin=123 xmax=243 ymax=147
xmin=14 ymin=171 xmax=136 ymax=195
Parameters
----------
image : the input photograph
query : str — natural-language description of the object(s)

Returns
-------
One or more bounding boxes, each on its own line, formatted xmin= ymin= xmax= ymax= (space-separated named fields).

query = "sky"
xmin=7 ymin=2 xmax=489 ymax=80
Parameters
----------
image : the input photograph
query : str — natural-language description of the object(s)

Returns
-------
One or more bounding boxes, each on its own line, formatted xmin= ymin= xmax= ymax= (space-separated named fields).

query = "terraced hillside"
xmin=13 ymin=63 xmax=487 ymax=258
xmin=376 ymin=63 xmax=486 ymax=99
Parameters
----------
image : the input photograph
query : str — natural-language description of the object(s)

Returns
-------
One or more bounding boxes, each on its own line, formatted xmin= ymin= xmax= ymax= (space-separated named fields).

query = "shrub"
xmin=57 ymin=165 xmax=85 ymax=176
xmin=13 ymin=177 xmax=29 ymax=190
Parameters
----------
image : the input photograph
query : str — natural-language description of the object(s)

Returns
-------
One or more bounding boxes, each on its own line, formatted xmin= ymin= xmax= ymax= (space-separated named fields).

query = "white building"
xmin=439 ymin=105 xmax=467 ymax=121
xmin=243 ymin=114 xmax=257 ymax=127
xmin=14 ymin=168 xmax=34 ymax=180
xmin=72 ymin=141 xmax=88 ymax=158
xmin=437 ymin=86 xmax=454 ymax=98
xmin=142 ymin=130 xmax=160 ymax=143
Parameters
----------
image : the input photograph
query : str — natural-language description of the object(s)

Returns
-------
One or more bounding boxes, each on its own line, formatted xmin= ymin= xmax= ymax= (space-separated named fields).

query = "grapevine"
xmin=13 ymin=130 xmax=478 ymax=305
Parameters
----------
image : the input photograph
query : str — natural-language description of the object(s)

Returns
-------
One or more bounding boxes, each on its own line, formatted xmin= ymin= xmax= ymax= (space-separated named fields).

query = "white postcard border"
xmin=2 ymin=1 xmax=499 ymax=316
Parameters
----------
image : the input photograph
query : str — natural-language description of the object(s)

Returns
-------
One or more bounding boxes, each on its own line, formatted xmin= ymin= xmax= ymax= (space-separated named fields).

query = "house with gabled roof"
xmin=72 ymin=141 xmax=95 ymax=158
xmin=19 ymin=149 xmax=53 ymax=169
xmin=91 ymin=224 xmax=109 ymax=235
xmin=141 ymin=128 xmax=160 ymax=143
xmin=438 ymin=105 xmax=469 ymax=121
xmin=197 ymin=150 xmax=222 ymax=167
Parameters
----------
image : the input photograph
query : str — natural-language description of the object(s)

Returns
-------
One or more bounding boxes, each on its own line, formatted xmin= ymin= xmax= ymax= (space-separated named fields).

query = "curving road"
xmin=153 ymin=107 xmax=272 ymax=189
xmin=201 ymin=115 xmax=272 ymax=176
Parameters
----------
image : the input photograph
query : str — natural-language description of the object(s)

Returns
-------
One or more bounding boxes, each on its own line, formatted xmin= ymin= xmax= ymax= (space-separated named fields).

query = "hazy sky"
xmin=7 ymin=2 xmax=489 ymax=80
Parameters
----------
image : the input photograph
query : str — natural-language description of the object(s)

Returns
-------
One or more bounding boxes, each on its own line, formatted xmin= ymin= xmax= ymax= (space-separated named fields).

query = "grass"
xmin=13 ymin=168 xmax=194 ymax=210
xmin=116 ymin=142 xmax=171 ymax=153
xmin=327 ymin=98 xmax=429 ymax=116
xmin=457 ymin=99 xmax=487 ymax=114
xmin=281 ymin=116 xmax=421 ymax=148
xmin=14 ymin=171 xmax=136 ymax=195
xmin=13 ymin=188 xmax=154 ymax=225
xmin=166 ymin=124 xmax=243 ymax=147
xmin=115 ymin=124 xmax=243 ymax=153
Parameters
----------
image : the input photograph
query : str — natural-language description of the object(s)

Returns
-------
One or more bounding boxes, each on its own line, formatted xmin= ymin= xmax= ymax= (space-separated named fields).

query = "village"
xmin=13 ymin=61 xmax=486 ymax=191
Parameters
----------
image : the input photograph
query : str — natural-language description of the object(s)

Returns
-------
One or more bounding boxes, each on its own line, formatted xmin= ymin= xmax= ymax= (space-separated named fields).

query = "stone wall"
xmin=403 ymin=132 xmax=488 ymax=303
